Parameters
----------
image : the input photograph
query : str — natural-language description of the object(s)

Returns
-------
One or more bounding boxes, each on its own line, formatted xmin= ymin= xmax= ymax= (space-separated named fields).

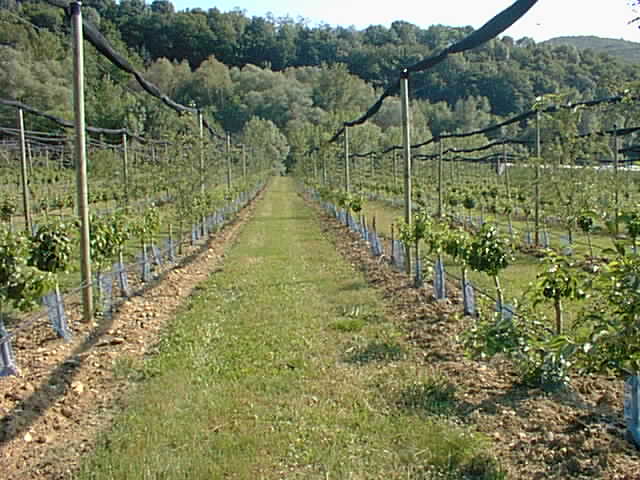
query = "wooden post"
xmin=226 ymin=134 xmax=232 ymax=191
xmin=26 ymin=141 xmax=34 ymax=177
xmin=322 ymin=151 xmax=327 ymax=185
xmin=121 ymin=132 xmax=129 ymax=205
xmin=401 ymin=69 xmax=413 ymax=274
xmin=534 ymin=110 xmax=541 ymax=246
xmin=504 ymin=141 xmax=514 ymax=236
xmin=392 ymin=149 xmax=398 ymax=187
xmin=391 ymin=223 xmax=395 ymax=259
xmin=437 ymin=137 xmax=444 ymax=218
xmin=613 ymin=124 xmax=620 ymax=235
xmin=344 ymin=126 xmax=351 ymax=194
xmin=242 ymin=144 xmax=247 ymax=180
xmin=44 ymin=148 xmax=50 ymax=209
xmin=17 ymin=109 xmax=32 ymax=234
xmin=71 ymin=1 xmax=93 ymax=322
xmin=198 ymin=110 xmax=205 ymax=194
xmin=370 ymin=153 xmax=375 ymax=181
xmin=312 ymin=150 xmax=318 ymax=182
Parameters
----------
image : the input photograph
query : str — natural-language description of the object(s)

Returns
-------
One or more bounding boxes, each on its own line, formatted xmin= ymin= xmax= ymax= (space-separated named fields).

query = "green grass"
xmin=77 ymin=177 xmax=504 ymax=480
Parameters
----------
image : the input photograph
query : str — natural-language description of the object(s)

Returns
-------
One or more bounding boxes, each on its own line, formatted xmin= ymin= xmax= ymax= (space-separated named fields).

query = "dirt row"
xmin=0 ymin=187 xmax=265 ymax=480
xmin=308 ymin=198 xmax=639 ymax=480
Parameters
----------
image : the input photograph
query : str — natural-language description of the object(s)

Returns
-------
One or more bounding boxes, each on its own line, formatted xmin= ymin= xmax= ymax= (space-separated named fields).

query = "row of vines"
xmin=297 ymin=90 xmax=640 ymax=444
xmin=0 ymin=105 xmax=273 ymax=376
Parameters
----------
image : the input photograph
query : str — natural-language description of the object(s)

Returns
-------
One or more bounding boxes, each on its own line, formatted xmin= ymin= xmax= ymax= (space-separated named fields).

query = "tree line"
xmin=1 ymin=0 xmax=639 ymax=171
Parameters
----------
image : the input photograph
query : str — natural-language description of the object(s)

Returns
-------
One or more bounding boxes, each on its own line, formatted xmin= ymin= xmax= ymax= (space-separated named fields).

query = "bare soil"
xmin=311 ymin=199 xmax=640 ymax=480
xmin=0 ymin=189 xmax=264 ymax=480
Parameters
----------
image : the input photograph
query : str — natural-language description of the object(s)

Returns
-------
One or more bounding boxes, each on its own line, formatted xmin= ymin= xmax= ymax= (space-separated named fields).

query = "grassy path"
xmin=78 ymin=178 xmax=501 ymax=480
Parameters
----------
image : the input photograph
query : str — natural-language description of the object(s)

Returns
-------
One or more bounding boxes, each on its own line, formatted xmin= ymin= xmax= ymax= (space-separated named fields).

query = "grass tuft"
xmin=397 ymin=375 xmax=458 ymax=417
xmin=330 ymin=317 xmax=366 ymax=332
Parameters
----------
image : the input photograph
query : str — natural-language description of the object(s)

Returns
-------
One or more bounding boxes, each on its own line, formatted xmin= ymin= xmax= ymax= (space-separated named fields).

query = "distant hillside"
xmin=544 ymin=36 xmax=640 ymax=64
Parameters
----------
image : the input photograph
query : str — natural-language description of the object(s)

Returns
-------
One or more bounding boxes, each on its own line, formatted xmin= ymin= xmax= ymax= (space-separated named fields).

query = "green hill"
xmin=544 ymin=36 xmax=640 ymax=64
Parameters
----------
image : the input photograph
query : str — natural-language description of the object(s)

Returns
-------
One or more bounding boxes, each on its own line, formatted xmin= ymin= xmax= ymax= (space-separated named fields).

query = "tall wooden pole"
xmin=18 ymin=109 xmax=32 ymax=234
xmin=226 ymin=134 xmax=232 ymax=191
xmin=393 ymin=149 xmax=398 ymax=187
xmin=322 ymin=151 xmax=327 ymax=185
xmin=613 ymin=124 xmax=620 ymax=235
xmin=534 ymin=110 xmax=541 ymax=246
xmin=71 ymin=1 xmax=93 ymax=322
xmin=344 ymin=126 xmax=351 ymax=193
xmin=242 ymin=144 xmax=247 ymax=180
xmin=437 ymin=138 xmax=444 ymax=218
xmin=370 ymin=153 xmax=375 ymax=181
xmin=401 ymin=69 xmax=413 ymax=274
xmin=311 ymin=150 xmax=317 ymax=181
xmin=503 ymin=141 xmax=513 ymax=235
xmin=121 ymin=132 xmax=129 ymax=205
xmin=198 ymin=110 xmax=205 ymax=194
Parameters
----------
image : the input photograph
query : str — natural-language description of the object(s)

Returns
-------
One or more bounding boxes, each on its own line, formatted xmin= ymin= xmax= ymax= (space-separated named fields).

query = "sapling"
xmin=0 ymin=229 xmax=53 ymax=321
xmin=467 ymin=224 xmax=512 ymax=315
xmin=425 ymin=219 xmax=448 ymax=296
xmin=1 ymin=198 xmax=16 ymax=230
xmin=621 ymin=208 xmax=640 ymax=253
xmin=397 ymin=208 xmax=430 ymax=288
xmin=534 ymin=251 xmax=585 ymax=335
xmin=581 ymin=249 xmax=640 ymax=444
xmin=443 ymin=226 xmax=473 ymax=314
xmin=577 ymin=212 xmax=596 ymax=258
xmin=463 ymin=194 xmax=476 ymax=228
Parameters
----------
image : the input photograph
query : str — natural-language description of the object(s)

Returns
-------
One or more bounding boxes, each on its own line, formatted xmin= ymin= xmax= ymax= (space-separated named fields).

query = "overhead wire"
xmin=326 ymin=0 xmax=540 ymax=144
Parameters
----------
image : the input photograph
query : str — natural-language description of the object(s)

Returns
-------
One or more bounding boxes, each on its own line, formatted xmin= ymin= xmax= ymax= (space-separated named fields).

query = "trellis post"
xmin=71 ymin=1 xmax=94 ymax=322
xmin=401 ymin=69 xmax=413 ymax=275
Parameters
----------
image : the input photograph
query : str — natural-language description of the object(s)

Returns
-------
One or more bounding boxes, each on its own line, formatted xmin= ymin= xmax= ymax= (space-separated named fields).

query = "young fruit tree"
xmin=466 ymin=224 xmax=512 ymax=315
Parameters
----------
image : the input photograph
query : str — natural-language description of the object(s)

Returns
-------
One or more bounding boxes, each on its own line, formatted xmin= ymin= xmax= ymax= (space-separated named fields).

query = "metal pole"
xmin=18 ymin=109 xmax=32 ymax=234
xmin=344 ymin=126 xmax=351 ymax=193
xmin=71 ymin=1 xmax=93 ymax=322
xmin=121 ymin=132 xmax=129 ymax=205
xmin=534 ymin=110 xmax=541 ymax=246
xmin=401 ymin=69 xmax=413 ymax=274
xmin=437 ymin=138 xmax=444 ymax=218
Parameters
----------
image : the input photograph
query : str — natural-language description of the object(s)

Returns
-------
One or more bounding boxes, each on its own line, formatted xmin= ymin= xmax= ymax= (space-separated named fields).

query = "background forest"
xmin=2 ymin=0 xmax=640 ymax=169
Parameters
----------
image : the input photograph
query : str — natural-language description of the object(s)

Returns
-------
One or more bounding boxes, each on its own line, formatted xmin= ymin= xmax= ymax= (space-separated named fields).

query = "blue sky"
xmin=170 ymin=0 xmax=640 ymax=43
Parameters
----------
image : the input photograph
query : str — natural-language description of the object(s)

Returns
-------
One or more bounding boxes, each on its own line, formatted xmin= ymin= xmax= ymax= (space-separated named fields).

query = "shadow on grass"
xmin=396 ymin=377 xmax=459 ymax=418
xmin=339 ymin=281 xmax=369 ymax=292
xmin=344 ymin=340 xmax=405 ymax=364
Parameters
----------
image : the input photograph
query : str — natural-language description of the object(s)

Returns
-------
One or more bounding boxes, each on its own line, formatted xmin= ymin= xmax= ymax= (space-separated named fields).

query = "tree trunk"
xmin=554 ymin=297 xmax=563 ymax=335
xmin=494 ymin=275 xmax=504 ymax=319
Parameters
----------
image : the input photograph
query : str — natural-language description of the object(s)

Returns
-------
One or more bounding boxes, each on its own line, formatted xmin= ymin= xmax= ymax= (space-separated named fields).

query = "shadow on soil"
xmin=0 ymin=217 xmax=243 ymax=448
